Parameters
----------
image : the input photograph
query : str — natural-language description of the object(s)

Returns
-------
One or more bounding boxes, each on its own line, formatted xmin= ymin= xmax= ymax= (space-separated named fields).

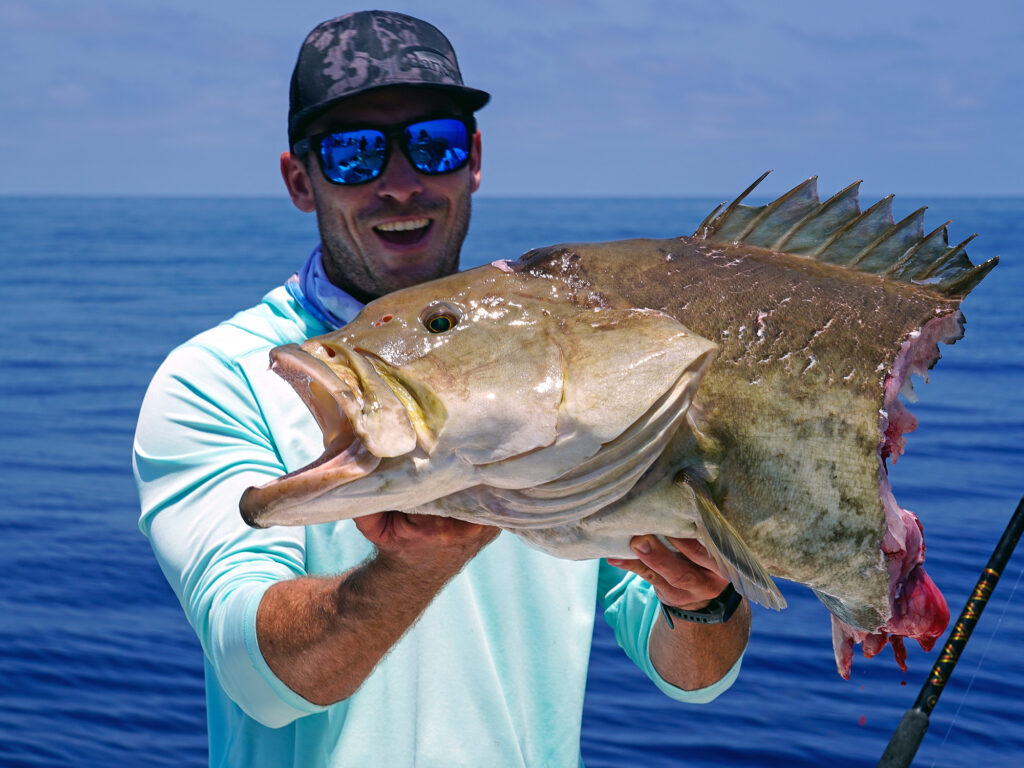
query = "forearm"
xmin=257 ymin=553 xmax=461 ymax=705
xmin=648 ymin=599 xmax=751 ymax=690
xmin=257 ymin=516 xmax=496 ymax=705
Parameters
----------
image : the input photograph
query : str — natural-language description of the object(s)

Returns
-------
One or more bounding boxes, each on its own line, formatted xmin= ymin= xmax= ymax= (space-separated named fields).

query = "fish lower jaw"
xmin=239 ymin=435 xmax=382 ymax=528
xmin=299 ymin=434 xmax=374 ymax=480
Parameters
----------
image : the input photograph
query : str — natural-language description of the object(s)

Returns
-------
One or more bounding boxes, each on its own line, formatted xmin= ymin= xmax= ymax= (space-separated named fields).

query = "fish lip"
xmin=269 ymin=344 xmax=355 ymax=450
xmin=240 ymin=344 xmax=383 ymax=527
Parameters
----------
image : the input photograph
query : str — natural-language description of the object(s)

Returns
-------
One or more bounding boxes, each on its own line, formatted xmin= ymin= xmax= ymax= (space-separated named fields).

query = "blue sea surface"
xmin=0 ymin=194 xmax=1021 ymax=767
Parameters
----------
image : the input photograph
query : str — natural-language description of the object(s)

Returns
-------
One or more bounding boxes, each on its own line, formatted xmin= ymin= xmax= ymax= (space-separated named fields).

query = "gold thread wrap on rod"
xmin=925 ymin=569 xmax=997 ymax=689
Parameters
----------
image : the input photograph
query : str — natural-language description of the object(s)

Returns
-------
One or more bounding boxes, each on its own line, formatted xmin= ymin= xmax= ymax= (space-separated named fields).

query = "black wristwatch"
xmin=660 ymin=583 xmax=743 ymax=628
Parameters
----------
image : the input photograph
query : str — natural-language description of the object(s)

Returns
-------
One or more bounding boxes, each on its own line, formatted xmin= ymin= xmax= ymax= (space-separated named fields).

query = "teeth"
xmin=376 ymin=218 xmax=430 ymax=232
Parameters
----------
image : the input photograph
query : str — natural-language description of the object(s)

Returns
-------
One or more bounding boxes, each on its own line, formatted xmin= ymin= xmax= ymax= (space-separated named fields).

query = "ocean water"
xmin=0 ymin=193 xmax=1021 ymax=767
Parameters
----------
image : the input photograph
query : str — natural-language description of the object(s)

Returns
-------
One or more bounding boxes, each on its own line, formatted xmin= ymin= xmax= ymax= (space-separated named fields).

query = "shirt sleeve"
xmin=133 ymin=340 xmax=329 ymax=727
xmin=596 ymin=560 xmax=742 ymax=704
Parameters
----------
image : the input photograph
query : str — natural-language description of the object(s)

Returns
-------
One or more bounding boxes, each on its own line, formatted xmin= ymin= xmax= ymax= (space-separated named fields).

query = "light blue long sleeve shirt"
xmin=133 ymin=285 xmax=740 ymax=768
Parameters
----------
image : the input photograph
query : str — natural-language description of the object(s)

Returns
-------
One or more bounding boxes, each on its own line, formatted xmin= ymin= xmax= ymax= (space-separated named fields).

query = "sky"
xmin=2 ymin=0 xmax=1022 ymax=197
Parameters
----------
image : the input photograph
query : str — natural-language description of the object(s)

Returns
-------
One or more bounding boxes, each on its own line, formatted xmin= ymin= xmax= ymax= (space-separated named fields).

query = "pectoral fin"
xmin=674 ymin=470 xmax=787 ymax=610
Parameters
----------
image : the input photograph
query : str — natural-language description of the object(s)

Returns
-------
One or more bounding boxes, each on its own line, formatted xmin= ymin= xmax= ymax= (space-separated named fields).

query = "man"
xmin=133 ymin=11 xmax=750 ymax=767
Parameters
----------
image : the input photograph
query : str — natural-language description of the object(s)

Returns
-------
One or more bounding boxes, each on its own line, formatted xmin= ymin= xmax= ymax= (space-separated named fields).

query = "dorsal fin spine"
xmin=774 ymin=180 xmax=860 ymax=252
xmin=704 ymin=170 xmax=773 ymax=235
xmin=694 ymin=202 xmax=727 ymax=239
xmin=915 ymin=234 xmax=977 ymax=280
xmin=936 ymin=256 xmax=998 ymax=296
xmin=886 ymin=221 xmax=952 ymax=277
xmin=848 ymin=207 xmax=927 ymax=268
xmin=734 ymin=176 xmax=818 ymax=242
xmin=806 ymin=194 xmax=894 ymax=259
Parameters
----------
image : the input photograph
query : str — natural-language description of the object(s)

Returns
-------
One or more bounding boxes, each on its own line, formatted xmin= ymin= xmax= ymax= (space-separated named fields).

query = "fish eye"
xmin=427 ymin=314 xmax=454 ymax=333
xmin=420 ymin=303 xmax=462 ymax=334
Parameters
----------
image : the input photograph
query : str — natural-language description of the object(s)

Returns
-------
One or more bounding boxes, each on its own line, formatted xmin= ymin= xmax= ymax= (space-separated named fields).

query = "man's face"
xmin=293 ymin=87 xmax=482 ymax=302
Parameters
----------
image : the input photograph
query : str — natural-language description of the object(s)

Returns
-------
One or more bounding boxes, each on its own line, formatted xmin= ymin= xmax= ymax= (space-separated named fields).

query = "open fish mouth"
xmin=827 ymin=312 xmax=960 ymax=678
xmin=239 ymin=343 xmax=419 ymax=527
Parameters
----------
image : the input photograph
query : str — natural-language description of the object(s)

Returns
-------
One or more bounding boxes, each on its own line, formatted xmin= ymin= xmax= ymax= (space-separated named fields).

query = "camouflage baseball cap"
xmin=288 ymin=11 xmax=490 ymax=147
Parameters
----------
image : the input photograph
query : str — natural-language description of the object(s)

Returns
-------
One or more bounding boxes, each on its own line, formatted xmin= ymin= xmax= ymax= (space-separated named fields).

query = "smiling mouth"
xmin=374 ymin=218 xmax=432 ymax=246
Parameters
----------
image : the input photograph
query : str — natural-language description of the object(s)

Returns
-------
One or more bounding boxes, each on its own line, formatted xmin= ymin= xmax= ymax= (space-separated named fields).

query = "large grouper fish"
xmin=240 ymin=173 xmax=997 ymax=678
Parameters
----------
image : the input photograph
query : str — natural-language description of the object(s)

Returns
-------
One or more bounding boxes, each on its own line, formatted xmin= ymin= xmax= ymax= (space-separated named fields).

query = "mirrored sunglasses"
xmin=293 ymin=116 xmax=475 ymax=186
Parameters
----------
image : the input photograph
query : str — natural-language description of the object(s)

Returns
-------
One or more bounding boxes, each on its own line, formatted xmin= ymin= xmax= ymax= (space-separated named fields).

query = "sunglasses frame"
xmin=292 ymin=114 xmax=477 ymax=186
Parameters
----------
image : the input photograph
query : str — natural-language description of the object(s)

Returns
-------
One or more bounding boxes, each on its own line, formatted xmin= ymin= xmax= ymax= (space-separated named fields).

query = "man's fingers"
xmin=629 ymin=535 xmax=699 ymax=577
xmin=356 ymin=512 xmax=498 ymax=553
xmin=606 ymin=557 xmax=661 ymax=586
xmin=407 ymin=515 xmax=495 ymax=544
xmin=664 ymin=536 xmax=721 ymax=574
xmin=623 ymin=534 xmax=729 ymax=607
xmin=354 ymin=511 xmax=392 ymax=543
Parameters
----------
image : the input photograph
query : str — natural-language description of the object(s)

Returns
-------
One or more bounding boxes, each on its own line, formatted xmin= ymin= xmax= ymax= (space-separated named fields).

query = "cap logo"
xmin=398 ymin=46 xmax=459 ymax=82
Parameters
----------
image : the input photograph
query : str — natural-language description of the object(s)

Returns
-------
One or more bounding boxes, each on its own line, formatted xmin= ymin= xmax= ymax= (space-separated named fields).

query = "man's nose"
xmin=375 ymin=139 xmax=424 ymax=203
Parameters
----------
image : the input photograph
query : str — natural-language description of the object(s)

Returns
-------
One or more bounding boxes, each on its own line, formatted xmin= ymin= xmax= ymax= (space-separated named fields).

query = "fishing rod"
xmin=877 ymin=493 xmax=1024 ymax=768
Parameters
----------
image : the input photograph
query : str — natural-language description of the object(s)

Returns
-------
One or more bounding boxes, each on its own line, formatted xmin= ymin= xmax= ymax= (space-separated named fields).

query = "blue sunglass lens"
xmin=321 ymin=129 xmax=386 ymax=184
xmin=405 ymin=119 xmax=470 ymax=174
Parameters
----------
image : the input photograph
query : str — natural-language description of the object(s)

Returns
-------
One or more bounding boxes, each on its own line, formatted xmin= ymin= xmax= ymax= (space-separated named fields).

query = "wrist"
xmin=660 ymin=583 xmax=743 ymax=628
xmin=673 ymin=596 xmax=713 ymax=611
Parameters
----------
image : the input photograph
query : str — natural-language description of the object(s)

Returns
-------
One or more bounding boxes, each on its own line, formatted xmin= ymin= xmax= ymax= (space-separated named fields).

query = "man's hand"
xmin=355 ymin=511 xmax=499 ymax=567
xmin=607 ymin=534 xmax=728 ymax=609
xmin=608 ymin=534 xmax=751 ymax=691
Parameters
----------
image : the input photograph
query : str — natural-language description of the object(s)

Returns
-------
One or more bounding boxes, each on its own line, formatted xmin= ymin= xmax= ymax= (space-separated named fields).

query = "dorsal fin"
xmin=695 ymin=172 xmax=998 ymax=298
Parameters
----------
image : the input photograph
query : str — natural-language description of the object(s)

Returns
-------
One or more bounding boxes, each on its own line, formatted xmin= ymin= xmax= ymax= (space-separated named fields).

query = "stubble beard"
xmin=316 ymin=190 xmax=473 ymax=305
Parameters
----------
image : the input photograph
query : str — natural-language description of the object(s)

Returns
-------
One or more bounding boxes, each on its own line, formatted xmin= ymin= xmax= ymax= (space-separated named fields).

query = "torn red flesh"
xmin=881 ymin=399 xmax=917 ymax=463
xmin=832 ymin=314 xmax=961 ymax=678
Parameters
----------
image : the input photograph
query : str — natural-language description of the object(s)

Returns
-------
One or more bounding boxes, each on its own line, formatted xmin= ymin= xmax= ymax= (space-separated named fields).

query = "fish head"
xmin=240 ymin=261 xmax=717 ymax=528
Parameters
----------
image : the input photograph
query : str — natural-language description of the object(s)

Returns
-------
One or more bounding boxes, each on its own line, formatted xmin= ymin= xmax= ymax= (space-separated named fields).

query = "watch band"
xmin=660 ymin=583 xmax=742 ymax=628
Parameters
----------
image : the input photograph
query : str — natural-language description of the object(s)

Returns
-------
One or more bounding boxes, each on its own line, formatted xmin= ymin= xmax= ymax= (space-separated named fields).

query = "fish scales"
xmin=507 ymin=236 xmax=962 ymax=630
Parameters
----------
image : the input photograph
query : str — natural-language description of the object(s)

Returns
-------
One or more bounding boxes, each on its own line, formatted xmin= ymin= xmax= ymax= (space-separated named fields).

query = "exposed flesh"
xmin=828 ymin=313 xmax=960 ymax=677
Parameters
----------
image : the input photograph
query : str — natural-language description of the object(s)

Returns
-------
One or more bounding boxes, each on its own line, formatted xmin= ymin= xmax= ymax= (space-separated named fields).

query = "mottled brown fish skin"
xmin=512 ymin=237 xmax=963 ymax=629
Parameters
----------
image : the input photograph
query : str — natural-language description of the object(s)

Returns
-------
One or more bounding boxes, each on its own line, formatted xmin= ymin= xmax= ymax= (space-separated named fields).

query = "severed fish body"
xmin=240 ymin=174 xmax=996 ymax=677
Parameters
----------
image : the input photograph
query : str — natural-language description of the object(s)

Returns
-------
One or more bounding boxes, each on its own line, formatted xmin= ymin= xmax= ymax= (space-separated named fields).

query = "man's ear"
xmin=469 ymin=131 xmax=482 ymax=194
xmin=280 ymin=152 xmax=316 ymax=212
